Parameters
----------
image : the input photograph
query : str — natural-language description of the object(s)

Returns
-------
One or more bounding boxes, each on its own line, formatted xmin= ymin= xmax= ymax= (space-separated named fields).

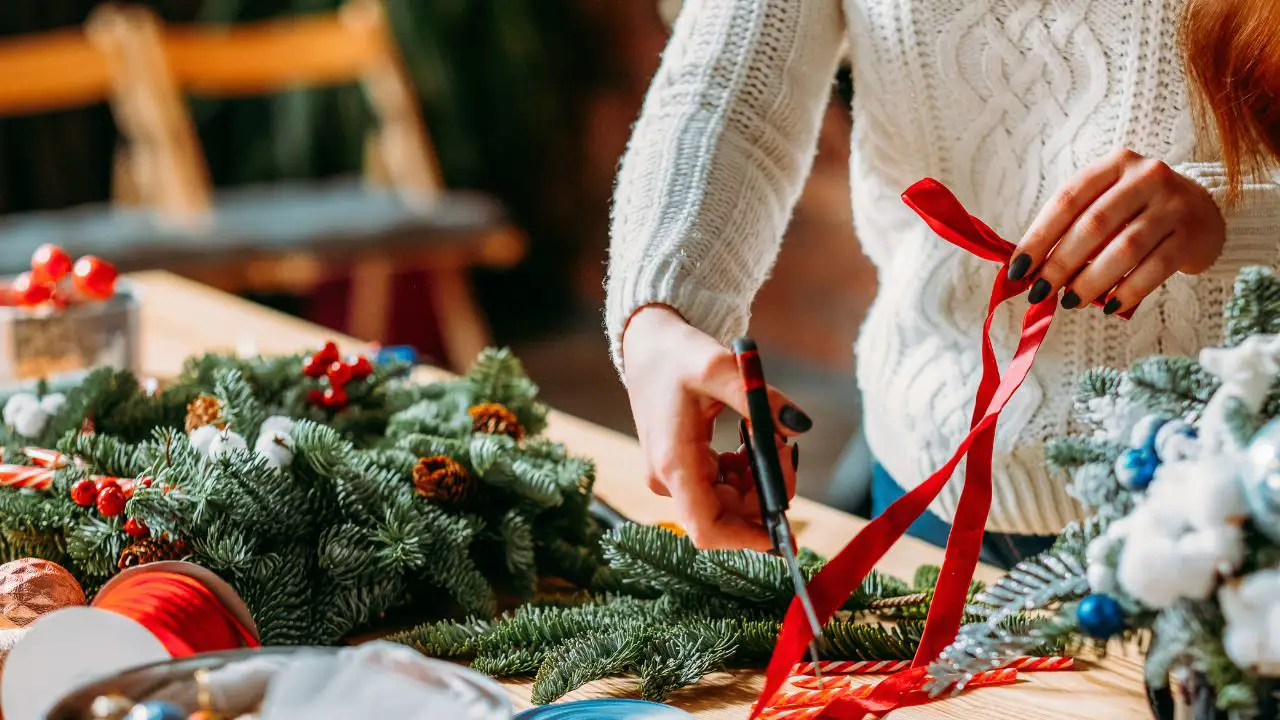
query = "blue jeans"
xmin=871 ymin=463 xmax=1055 ymax=570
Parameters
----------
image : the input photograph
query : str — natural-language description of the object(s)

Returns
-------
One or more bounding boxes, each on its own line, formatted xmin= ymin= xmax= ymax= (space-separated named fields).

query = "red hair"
xmin=1181 ymin=0 xmax=1280 ymax=204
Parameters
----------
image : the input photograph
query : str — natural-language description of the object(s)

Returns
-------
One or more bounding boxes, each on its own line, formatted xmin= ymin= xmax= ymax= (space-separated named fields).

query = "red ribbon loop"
xmin=752 ymin=178 xmax=1128 ymax=719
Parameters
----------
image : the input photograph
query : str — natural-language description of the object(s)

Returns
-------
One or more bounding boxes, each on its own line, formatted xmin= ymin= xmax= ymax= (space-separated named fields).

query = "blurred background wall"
xmin=0 ymin=0 xmax=875 ymax=502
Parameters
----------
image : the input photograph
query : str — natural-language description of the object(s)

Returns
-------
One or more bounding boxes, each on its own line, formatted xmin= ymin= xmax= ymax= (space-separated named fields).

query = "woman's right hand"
xmin=621 ymin=305 xmax=812 ymax=551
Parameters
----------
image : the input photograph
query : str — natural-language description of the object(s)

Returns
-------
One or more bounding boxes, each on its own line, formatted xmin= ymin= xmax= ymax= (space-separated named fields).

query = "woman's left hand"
xmin=1009 ymin=148 xmax=1226 ymax=315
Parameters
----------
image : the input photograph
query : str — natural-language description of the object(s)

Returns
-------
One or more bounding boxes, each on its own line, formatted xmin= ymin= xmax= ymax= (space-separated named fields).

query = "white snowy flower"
xmin=38 ymin=393 xmax=65 ymax=416
xmin=207 ymin=430 xmax=248 ymax=460
xmin=189 ymin=425 xmax=220 ymax=455
xmin=259 ymin=416 xmax=296 ymax=438
xmin=1219 ymin=570 xmax=1280 ymax=676
xmin=3 ymin=393 xmax=50 ymax=438
xmin=1198 ymin=336 xmax=1280 ymax=454
xmin=254 ymin=430 xmax=294 ymax=469
xmin=1144 ymin=456 xmax=1248 ymax=529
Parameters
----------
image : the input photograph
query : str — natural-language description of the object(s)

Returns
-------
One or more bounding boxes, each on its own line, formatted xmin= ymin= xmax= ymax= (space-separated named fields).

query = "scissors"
xmin=732 ymin=338 xmax=825 ymax=681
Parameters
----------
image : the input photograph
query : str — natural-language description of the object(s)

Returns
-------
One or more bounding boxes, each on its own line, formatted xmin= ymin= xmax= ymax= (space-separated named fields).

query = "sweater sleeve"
xmin=604 ymin=0 xmax=846 ymax=373
xmin=1175 ymin=162 xmax=1280 ymax=276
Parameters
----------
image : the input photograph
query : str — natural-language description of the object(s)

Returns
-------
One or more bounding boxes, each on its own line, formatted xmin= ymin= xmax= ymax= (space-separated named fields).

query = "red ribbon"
xmin=752 ymin=178 xmax=1131 ymax=719
xmin=95 ymin=571 xmax=259 ymax=657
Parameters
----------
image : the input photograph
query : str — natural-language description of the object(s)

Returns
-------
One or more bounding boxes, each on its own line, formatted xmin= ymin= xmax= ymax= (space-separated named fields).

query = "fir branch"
xmin=57 ymin=432 xmax=147 ymax=478
xmin=501 ymin=510 xmax=537 ymax=599
xmin=821 ymin=620 xmax=922 ymax=660
xmin=1224 ymin=266 xmax=1280 ymax=347
xmin=388 ymin=617 xmax=491 ymax=658
xmin=601 ymin=524 xmax=707 ymax=596
xmin=531 ymin=627 xmax=653 ymax=705
xmin=1075 ymin=367 xmax=1124 ymax=403
xmin=473 ymin=647 xmax=545 ymax=677
xmin=64 ymin=516 xmax=125 ymax=581
xmin=1044 ymin=437 xmax=1123 ymax=471
xmin=213 ymin=368 xmax=266 ymax=440
xmin=1125 ymin=356 xmax=1218 ymax=419
xmin=693 ymin=550 xmax=793 ymax=606
xmin=638 ymin=620 xmax=739 ymax=701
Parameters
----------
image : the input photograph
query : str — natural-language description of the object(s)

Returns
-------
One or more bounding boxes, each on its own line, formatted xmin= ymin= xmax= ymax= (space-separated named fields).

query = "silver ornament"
xmin=1242 ymin=418 xmax=1280 ymax=543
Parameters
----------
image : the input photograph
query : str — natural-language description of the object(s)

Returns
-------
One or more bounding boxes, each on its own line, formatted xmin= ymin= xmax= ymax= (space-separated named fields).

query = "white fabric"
xmin=605 ymin=0 xmax=1280 ymax=534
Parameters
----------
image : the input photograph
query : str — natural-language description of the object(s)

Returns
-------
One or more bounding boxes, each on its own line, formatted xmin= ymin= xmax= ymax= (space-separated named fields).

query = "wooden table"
xmin=130 ymin=270 xmax=1151 ymax=719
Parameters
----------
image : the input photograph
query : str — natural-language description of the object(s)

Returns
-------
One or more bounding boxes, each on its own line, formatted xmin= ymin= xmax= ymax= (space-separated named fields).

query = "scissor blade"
xmin=775 ymin=524 xmax=824 ymax=682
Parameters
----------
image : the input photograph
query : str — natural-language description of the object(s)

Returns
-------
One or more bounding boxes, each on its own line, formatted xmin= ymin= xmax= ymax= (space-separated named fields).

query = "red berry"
xmin=137 ymin=476 xmax=153 ymax=488
xmin=302 ymin=353 xmax=328 ymax=378
xmin=96 ymin=478 xmax=119 ymax=492
xmin=31 ymin=244 xmax=72 ymax=284
xmin=70 ymin=478 xmax=98 ymax=507
xmin=124 ymin=517 xmax=149 ymax=538
xmin=12 ymin=272 xmax=53 ymax=306
xmin=307 ymin=388 xmax=326 ymax=406
xmin=327 ymin=361 xmax=353 ymax=387
xmin=317 ymin=341 xmax=340 ymax=364
xmin=349 ymin=356 xmax=373 ymax=380
xmin=72 ymin=256 xmax=118 ymax=300
xmin=323 ymin=386 xmax=348 ymax=409
xmin=96 ymin=485 xmax=126 ymax=517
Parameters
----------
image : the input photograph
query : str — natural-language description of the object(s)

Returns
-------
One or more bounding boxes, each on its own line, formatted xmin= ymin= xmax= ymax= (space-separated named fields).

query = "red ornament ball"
xmin=323 ymin=386 xmax=348 ymax=409
xmin=30 ymin=244 xmax=72 ymax=284
xmin=123 ymin=518 xmax=149 ymax=538
xmin=302 ymin=353 xmax=328 ymax=378
xmin=72 ymin=255 xmax=118 ymax=300
xmin=69 ymin=479 xmax=98 ymax=507
xmin=317 ymin=341 xmax=340 ymax=365
xmin=349 ymin=356 xmax=373 ymax=380
xmin=326 ymin=361 xmax=353 ymax=387
xmin=96 ymin=485 xmax=126 ymax=518
xmin=12 ymin=272 xmax=52 ymax=307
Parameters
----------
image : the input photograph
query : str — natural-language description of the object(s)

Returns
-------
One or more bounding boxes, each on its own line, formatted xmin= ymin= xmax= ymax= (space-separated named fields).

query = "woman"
xmin=1183 ymin=0 xmax=1280 ymax=198
xmin=608 ymin=1 xmax=1280 ymax=567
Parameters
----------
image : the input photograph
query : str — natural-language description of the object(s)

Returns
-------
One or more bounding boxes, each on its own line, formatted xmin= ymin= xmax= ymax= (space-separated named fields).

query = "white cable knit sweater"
xmin=605 ymin=0 xmax=1280 ymax=535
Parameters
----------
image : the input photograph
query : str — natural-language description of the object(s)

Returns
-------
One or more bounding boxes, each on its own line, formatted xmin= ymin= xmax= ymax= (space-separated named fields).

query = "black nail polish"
xmin=779 ymin=406 xmax=812 ymax=433
xmin=1104 ymin=298 xmax=1122 ymax=315
xmin=1027 ymin=278 xmax=1052 ymax=304
xmin=1061 ymin=290 xmax=1081 ymax=309
xmin=791 ymin=443 xmax=800 ymax=471
xmin=1008 ymin=254 xmax=1032 ymax=281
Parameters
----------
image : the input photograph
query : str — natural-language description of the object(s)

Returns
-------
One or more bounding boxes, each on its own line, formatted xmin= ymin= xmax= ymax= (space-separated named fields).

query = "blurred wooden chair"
xmin=89 ymin=0 xmax=525 ymax=370
xmin=0 ymin=12 xmax=211 ymax=275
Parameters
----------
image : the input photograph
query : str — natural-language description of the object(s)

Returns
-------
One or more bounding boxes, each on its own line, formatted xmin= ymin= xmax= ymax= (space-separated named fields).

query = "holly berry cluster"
xmin=69 ymin=475 xmax=153 ymax=538
xmin=10 ymin=243 xmax=118 ymax=308
xmin=302 ymin=341 xmax=373 ymax=411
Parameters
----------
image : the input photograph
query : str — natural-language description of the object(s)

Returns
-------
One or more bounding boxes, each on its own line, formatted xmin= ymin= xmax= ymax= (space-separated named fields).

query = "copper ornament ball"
xmin=0 ymin=557 xmax=86 ymax=629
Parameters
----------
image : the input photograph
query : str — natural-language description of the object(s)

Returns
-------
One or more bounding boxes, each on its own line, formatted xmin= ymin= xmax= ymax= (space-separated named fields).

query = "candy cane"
xmin=788 ymin=656 xmax=1074 ymax=688
xmin=760 ymin=669 xmax=1020 ymax=719
xmin=0 ymin=465 xmax=53 ymax=490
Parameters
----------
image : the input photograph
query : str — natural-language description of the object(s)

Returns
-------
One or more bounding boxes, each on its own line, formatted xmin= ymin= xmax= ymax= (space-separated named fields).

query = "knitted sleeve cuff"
xmin=1175 ymin=161 xmax=1280 ymax=277
xmin=605 ymin=254 xmax=750 ymax=380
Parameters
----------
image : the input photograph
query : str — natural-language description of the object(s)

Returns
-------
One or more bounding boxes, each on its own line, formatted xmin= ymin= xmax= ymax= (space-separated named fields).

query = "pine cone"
xmin=117 ymin=535 xmax=190 ymax=571
xmin=468 ymin=403 xmax=524 ymax=440
xmin=185 ymin=395 xmax=224 ymax=433
xmin=412 ymin=456 xmax=472 ymax=504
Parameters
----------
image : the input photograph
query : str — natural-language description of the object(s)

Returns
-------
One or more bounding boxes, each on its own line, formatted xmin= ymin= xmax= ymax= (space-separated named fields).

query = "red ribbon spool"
xmin=92 ymin=571 xmax=259 ymax=657
xmin=753 ymin=179 xmax=1132 ymax=719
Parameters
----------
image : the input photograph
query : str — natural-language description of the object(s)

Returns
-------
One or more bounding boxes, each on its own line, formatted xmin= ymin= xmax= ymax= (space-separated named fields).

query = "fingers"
xmin=1011 ymin=149 xmax=1129 ymax=282
xmin=691 ymin=349 xmax=813 ymax=436
xmin=667 ymin=467 xmax=773 ymax=551
xmin=1031 ymin=180 xmax=1152 ymax=303
xmin=1105 ymin=234 xmax=1185 ymax=315
xmin=1065 ymin=212 xmax=1173 ymax=309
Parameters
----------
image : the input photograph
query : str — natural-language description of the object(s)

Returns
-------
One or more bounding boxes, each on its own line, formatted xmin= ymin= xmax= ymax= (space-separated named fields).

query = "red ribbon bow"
xmin=752 ymin=178 xmax=1131 ymax=719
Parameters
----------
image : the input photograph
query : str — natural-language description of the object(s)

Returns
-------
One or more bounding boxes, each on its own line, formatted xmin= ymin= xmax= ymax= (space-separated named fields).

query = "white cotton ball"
xmin=1142 ymin=457 xmax=1248 ymax=530
xmin=208 ymin=430 xmax=248 ymax=460
xmin=9 ymin=405 xmax=49 ymax=439
xmin=255 ymin=431 xmax=295 ymax=469
xmin=1117 ymin=534 xmax=1185 ymax=608
xmin=260 ymin=416 xmax=296 ymax=438
xmin=1087 ymin=562 xmax=1118 ymax=596
xmin=1220 ymin=571 xmax=1280 ymax=674
xmin=189 ymin=424 xmax=220 ymax=456
xmin=2 ymin=393 xmax=38 ymax=428
xmin=38 ymin=393 xmax=65 ymax=415
xmin=1086 ymin=535 xmax=1115 ymax=564
xmin=1173 ymin=526 xmax=1243 ymax=600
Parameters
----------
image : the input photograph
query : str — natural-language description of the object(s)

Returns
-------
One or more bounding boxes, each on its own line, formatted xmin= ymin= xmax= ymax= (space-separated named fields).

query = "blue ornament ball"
xmin=1243 ymin=418 xmax=1280 ymax=544
xmin=1076 ymin=593 xmax=1126 ymax=639
xmin=125 ymin=700 xmax=185 ymax=720
xmin=1114 ymin=447 xmax=1158 ymax=491
xmin=1129 ymin=414 xmax=1169 ymax=453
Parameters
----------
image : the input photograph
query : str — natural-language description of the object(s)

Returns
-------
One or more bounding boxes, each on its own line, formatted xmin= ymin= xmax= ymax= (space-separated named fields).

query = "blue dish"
xmin=515 ymin=699 xmax=694 ymax=719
